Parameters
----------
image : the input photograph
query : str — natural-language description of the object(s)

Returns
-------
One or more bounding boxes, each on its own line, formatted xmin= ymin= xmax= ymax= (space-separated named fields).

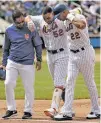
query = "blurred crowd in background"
xmin=0 ymin=0 xmax=100 ymax=34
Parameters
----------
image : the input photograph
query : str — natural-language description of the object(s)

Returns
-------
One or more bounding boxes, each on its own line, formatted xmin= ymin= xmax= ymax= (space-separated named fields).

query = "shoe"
xmin=22 ymin=112 xmax=32 ymax=119
xmin=2 ymin=110 xmax=17 ymax=119
xmin=54 ymin=113 xmax=72 ymax=121
xmin=86 ymin=112 xmax=100 ymax=119
xmin=44 ymin=108 xmax=57 ymax=118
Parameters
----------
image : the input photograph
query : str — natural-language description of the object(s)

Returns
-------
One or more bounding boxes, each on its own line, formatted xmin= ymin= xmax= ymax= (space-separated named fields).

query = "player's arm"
xmin=70 ymin=7 xmax=82 ymax=15
xmin=67 ymin=13 xmax=86 ymax=29
xmin=69 ymin=7 xmax=85 ymax=29
xmin=1 ymin=31 xmax=11 ymax=69
xmin=25 ymin=15 xmax=43 ymax=32
xmin=32 ymin=29 xmax=42 ymax=71
xmin=72 ymin=18 xmax=86 ymax=29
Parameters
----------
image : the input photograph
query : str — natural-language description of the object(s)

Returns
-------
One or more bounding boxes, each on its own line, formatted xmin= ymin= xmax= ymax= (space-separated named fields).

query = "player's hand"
xmin=36 ymin=61 xmax=41 ymax=71
xmin=25 ymin=16 xmax=35 ymax=32
xmin=27 ymin=21 xmax=35 ymax=32
xmin=67 ymin=13 xmax=75 ymax=22
xmin=0 ymin=65 xmax=6 ymax=70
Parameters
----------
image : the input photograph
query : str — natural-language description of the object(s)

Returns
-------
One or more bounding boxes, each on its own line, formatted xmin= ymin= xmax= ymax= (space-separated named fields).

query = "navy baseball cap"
xmin=53 ymin=3 xmax=68 ymax=17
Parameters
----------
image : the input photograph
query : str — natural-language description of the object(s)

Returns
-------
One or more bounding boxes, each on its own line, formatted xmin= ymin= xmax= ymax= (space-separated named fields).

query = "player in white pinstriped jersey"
xmin=53 ymin=3 xmax=100 ymax=121
xmin=26 ymin=6 xmax=82 ymax=118
xmin=26 ymin=6 xmax=69 ymax=117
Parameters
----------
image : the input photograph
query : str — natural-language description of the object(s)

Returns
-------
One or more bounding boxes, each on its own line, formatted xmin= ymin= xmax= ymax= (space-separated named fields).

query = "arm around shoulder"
xmin=67 ymin=13 xmax=86 ymax=29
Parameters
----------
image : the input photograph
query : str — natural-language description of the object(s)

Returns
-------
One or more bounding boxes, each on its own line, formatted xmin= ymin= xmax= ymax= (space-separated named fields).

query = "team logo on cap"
xmin=25 ymin=34 xmax=29 ymax=40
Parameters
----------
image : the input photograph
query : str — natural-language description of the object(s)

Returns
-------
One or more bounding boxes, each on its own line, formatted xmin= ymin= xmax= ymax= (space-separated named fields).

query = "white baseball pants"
xmin=61 ymin=46 xmax=100 ymax=116
xmin=5 ymin=59 xmax=35 ymax=113
xmin=47 ymin=56 xmax=68 ymax=87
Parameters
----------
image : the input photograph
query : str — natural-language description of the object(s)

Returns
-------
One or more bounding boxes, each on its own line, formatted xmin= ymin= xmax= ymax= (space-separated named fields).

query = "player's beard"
xmin=15 ymin=23 xmax=25 ymax=29
xmin=47 ymin=18 xmax=54 ymax=24
xmin=17 ymin=25 xmax=24 ymax=29
xmin=47 ymin=20 xmax=53 ymax=24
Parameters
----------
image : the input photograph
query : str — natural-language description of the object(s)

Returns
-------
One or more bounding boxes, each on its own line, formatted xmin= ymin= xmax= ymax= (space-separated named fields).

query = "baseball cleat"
xmin=22 ymin=112 xmax=32 ymax=119
xmin=54 ymin=113 xmax=72 ymax=121
xmin=44 ymin=108 xmax=57 ymax=118
xmin=2 ymin=110 xmax=17 ymax=119
xmin=86 ymin=112 xmax=100 ymax=119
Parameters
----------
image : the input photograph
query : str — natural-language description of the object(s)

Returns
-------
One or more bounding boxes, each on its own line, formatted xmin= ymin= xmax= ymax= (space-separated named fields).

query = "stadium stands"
xmin=0 ymin=0 xmax=100 ymax=47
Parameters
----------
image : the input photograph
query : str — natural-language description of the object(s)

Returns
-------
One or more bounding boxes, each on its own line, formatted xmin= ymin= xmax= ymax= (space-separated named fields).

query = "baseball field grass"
xmin=0 ymin=48 xmax=100 ymax=100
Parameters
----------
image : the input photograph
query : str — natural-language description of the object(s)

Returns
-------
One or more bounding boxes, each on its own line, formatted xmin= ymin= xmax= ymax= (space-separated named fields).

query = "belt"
xmin=47 ymin=48 xmax=64 ymax=54
xmin=70 ymin=47 xmax=85 ymax=53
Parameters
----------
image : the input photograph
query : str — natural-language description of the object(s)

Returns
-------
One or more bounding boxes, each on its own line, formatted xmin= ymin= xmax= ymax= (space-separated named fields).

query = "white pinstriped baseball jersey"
xmin=30 ymin=15 xmax=69 ymax=87
xmin=31 ymin=15 xmax=68 ymax=50
xmin=64 ymin=14 xmax=90 ymax=50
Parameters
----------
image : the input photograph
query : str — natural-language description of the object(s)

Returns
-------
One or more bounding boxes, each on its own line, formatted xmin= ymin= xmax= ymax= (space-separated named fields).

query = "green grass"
xmin=74 ymin=62 xmax=100 ymax=99
xmin=0 ymin=61 xmax=100 ymax=100
xmin=0 ymin=48 xmax=100 ymax=99
xmin=95 ymin=48 xmax=100 ymax=54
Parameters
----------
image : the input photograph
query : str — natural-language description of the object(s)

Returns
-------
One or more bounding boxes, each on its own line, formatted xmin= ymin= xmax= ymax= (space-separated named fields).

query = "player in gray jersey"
xmin=53 ymin=3 xmax=100 ymax=121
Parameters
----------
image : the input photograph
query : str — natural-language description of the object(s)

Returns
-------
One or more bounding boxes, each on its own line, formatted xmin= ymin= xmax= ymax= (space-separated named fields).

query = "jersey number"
xmin=71 ymin=32 xmax=80 ymax=40
xmin=53 ymin=29 xmax=64 ymax=38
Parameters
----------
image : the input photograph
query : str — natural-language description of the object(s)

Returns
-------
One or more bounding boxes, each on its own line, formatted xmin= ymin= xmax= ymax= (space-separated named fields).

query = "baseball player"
xmin=26 ymin=6 xmax=69 ymax=118
xmin=26 ymin=6 xmax=82 ymax=118
xmin=53 ymin=3 xmax=100 ymax=121
xmin=1 ymin=10 xmax=42 ymax=119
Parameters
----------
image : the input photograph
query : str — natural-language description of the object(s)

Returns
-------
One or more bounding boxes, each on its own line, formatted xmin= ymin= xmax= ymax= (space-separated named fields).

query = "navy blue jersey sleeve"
xmin=32 ymin=30 xmax=42 ymax=62
xmin=32 ymin=29 xmax=42 ymax=46
xmin=2 ymin=31 xmax=11 ymax=66
xmin=35 ymin=45 xmax=42 ymax=62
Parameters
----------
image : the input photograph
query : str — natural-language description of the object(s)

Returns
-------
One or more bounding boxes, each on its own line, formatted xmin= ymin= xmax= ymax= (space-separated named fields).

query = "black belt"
xmin=70 ymin=47 xmax=85 ymax=53
xmin=47 ymin=48 xmax=64 ymax=54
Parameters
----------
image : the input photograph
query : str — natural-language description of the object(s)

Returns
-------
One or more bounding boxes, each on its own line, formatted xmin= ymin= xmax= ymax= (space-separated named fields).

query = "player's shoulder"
xmin=31 ymin=15 xmax=43 ymax=21
xmin=6 ymin=24 xmax=14 ymax=32
xmin=54 ymin=18 xmax=63 ymax=24
xmin=75 ymin=14 xmax=86 ymax=19
xmin=55 ymin=18 xmax=60 ymax=22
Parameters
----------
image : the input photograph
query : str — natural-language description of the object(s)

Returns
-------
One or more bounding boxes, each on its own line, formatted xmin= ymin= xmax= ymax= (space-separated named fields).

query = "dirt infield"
xmin=0 ymin=99 xmax=100 ymax=123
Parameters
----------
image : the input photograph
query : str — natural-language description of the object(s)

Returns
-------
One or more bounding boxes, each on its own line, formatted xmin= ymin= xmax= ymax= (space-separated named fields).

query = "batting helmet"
xmin=0 ymin=68 xmax=6 ymax=80
xmin=53 ymin=3 xmax=68 ymax=16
